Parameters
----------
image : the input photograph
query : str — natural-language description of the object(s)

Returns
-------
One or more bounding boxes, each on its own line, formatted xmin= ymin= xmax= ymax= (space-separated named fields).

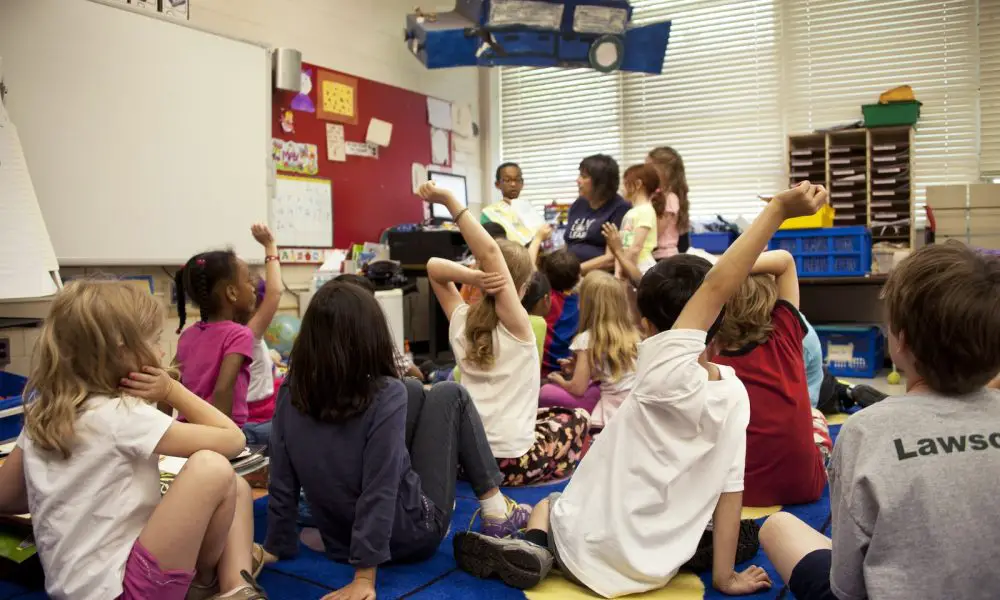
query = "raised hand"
xmin=417 ymin=182 xmax=453 ymax=205
xmin=772 ymin=181 xmax=829 ymax=220
xmin=251 ymin=223 xmax=274 ymax=247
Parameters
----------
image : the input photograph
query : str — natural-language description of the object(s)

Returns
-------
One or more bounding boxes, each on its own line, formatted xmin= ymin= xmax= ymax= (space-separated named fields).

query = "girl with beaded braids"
xmin=174 ymin=225 xmax=278 ymax=443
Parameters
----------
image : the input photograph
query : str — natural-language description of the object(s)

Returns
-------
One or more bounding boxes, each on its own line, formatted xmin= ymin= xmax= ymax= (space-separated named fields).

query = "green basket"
xmin=862 ymin=101 xmax=921 ymax=128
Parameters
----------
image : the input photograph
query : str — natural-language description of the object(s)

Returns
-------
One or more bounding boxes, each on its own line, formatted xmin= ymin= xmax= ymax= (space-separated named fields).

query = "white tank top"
xmin=449 ymin=304 xmax=539 ymax=458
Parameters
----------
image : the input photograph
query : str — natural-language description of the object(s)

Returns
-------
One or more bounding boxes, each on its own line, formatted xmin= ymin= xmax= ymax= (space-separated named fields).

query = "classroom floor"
xmin=0 ymin=425 xmax=845 ymax=600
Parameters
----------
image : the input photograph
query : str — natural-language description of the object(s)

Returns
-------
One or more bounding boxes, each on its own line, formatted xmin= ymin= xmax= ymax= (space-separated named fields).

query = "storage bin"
xmin=780 ymin=204 xmax=835 ymax=230
xmin=862 ymin=101 xmax=921 ymax=128
xmin=690 ymin=231 xmax=737 ymax=254
xmin=769 ymin=226 xmax=872 ymax=277
xmin=814 ymin=325 xmax=884 ymax=379
xmin=0 ymin=372 xmax=28 ymax=442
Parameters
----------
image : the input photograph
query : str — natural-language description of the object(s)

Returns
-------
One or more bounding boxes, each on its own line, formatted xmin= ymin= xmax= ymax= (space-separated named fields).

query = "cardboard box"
xmin=926 ymin=185 xmax=967 ymax=210
xmin=934 ymin=208 xmax=968 ymax=236
xmin=970 ymin=184 xmax=1000 ymax=209
xmin=969 ymin=208 xmax=1000 ymax=235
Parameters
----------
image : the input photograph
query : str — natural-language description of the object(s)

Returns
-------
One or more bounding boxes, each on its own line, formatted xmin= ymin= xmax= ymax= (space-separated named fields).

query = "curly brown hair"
xmin=881 ymin=241 xmax=1000 ymax=395
xmin=717 ymin=274 xmax=779 ymax=350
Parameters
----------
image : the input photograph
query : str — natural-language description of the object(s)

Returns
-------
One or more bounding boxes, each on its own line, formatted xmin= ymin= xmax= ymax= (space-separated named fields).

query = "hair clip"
xmin=195 ymin=258 xmax=206 ymax=265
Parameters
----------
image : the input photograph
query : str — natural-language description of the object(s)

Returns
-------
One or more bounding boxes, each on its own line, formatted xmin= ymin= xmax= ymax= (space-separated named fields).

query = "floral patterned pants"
xmin=496 ymin=407 xmax=591 ymax=487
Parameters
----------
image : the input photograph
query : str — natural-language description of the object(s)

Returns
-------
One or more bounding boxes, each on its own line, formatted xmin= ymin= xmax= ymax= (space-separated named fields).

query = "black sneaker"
xmin=681 ymin=519 xmax=761 ymax=573
xmin=453 ymin=531 xmax=553 ymax=589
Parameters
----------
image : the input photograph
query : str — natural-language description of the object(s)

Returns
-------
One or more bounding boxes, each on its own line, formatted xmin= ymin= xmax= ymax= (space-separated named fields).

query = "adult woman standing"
xmin=564 ymin=154 xmax=630 ymax=274
xmin=646 ymin=147 xmax=691 ymax=257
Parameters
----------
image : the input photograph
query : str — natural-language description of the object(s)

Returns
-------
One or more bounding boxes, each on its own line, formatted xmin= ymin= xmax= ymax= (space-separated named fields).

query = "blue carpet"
xmin=0 ymin=425 xmax=842 ymax=600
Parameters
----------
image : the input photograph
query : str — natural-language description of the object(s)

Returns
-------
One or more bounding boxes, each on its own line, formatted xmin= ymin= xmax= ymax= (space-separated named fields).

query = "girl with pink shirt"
xmin=174 ymin=224 xmax=277 ymax=446
xmin=647 ymin=147 xmax=690 ymax=260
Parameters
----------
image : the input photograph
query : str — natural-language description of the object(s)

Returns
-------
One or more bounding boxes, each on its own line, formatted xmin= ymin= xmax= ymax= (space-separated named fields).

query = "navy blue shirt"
xmin=264 ymin=378 xmax=441 ymax=568
xmin=564 ymin=194 xmax=630 ymax=263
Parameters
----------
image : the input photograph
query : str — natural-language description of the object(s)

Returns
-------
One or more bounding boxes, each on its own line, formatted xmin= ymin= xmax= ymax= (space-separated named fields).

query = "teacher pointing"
xmin=564 ymin=154 xmax=630 ymax=274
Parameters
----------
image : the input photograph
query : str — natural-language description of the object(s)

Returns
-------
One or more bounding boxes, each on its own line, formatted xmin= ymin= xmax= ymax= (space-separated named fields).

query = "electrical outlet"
xmin=0 ymin=337 xmax=9 ymax=369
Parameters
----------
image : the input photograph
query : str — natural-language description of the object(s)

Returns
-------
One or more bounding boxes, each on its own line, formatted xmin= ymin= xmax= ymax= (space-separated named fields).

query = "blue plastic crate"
xmin=691 ymin=231 xmax=737 ymax=254
xmin=769 ymin=226 xmax=871 ymax=277
xmin=814 ymin=325 xmax=884 ymax=379
xmin=0 ymin=372 xmax=27 ymax=442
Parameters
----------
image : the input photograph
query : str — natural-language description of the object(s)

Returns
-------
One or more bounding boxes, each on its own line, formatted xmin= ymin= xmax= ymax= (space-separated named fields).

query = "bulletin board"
xmin=273 ymin=63 xmax=450 ymax=248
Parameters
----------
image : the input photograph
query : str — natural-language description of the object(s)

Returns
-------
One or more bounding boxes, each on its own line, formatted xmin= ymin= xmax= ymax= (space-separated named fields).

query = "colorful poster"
xmin=291 ymin=68 xmax=316 ymax=113
xmin=272 ymin=138 xmax=319 ymax=175
xmin=317 ymin=70 xmax=358 ymax=125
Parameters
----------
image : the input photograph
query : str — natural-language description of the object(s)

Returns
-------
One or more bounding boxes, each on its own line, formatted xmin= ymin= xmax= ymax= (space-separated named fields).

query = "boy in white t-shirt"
xmin=453 ymin=182 xmax=829 ymax=598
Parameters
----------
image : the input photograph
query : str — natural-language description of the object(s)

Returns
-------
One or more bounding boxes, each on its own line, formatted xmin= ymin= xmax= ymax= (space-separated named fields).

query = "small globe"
xmin=264 ymin=314 xmax=301 ymax=356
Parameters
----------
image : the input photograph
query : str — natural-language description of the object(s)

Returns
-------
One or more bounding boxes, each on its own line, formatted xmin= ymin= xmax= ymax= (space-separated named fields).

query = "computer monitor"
xmin=427 ymin=170 xmax=468 ymax=221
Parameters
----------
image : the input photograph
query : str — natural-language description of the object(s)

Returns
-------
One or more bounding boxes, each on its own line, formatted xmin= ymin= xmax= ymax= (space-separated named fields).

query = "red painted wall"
xmin=272 ymin=63 xmax=433 ymax=247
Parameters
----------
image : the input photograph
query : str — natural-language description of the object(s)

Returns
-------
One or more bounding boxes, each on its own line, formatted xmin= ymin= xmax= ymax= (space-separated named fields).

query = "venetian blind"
xmin=499 ymin=67 xmax=623 ymax=209
xmin=981 ymin=0 xmax=1000 ymax=175
xmin=622 ymin=0 xmax=785 ymax=220
xmin=783 ymin=0 xmax=980 ymax=214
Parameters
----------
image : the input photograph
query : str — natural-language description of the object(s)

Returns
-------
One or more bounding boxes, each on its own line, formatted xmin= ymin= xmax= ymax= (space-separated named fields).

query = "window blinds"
xmin=981 ymin=0 xmax=1000 ymax=175
xmin=622 ymin=0 xmax=785 ymax=220
xmin=499 ymin=0 xmax=986 ymax=219
xmin=499 ymin=67 xmax=622 ymax=209
xmin=783 ymin=0 xmax=979 ymax=216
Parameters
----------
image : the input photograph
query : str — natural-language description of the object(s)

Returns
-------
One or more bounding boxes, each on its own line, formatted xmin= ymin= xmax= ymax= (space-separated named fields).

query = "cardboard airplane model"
xmin=405 ymin=0 xmax=672 ymax=74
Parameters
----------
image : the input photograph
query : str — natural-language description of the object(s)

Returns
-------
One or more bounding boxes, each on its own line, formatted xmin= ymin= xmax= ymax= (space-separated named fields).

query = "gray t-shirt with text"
xmin=830 ymin=389 xmax=1000 ymax=600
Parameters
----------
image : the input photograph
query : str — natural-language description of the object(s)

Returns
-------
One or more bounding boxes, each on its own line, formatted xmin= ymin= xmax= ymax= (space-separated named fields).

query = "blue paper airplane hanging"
xmin=405 ymin=0 xmax=672 ymax=74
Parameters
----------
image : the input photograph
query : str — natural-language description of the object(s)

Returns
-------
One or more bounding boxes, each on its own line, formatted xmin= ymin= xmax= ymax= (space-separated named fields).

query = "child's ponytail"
xmin=462 ymin=240 xmax=534 ymax=370
xmin=650 ymin=188 xmax=667 ymax=219
xmin=174 ymin=267 xmax=187 ymax=333
xmin=648 ymin=146 xmax=690 ymax=232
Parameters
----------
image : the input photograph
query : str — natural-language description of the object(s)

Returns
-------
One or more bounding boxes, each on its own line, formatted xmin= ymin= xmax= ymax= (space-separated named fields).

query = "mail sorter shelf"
xmin=787 ymin=126 xmax=915 ymax=253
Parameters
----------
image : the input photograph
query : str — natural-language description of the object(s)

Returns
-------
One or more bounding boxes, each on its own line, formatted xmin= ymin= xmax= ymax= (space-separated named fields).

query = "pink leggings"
xmin=539 ymin=382 xmax=600 ymax=413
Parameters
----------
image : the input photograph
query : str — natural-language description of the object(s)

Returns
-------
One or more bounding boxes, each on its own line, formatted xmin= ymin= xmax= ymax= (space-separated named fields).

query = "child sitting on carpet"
xmin=0 ymin=280 xmax=264 ymax=600
xmin=760 ymin=241 xmax=1000 ymax=600
xmin=453 ymin=181 xmax=829 ymax=597
xmin=540 ymin=248 xmax=583 ymax=375
xmin=262 ymin=281 xmax=529 ymax=600
xmin=540 ymin=271 xmax=639 ymax=427
xmin=174 ymin=225 xmax=274 ymax=446
xmin=244 ymin=225 xmax=282 ymax=443
xmin=420 ymin=182 xmax=590 ymax=487
xmin=713 ymin=250 xmax=831 ymax=507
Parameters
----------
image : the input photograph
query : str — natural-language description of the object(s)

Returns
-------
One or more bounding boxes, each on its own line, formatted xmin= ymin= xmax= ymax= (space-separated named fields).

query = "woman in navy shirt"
xmin=564 ymin=154 xmax=630 ymax=274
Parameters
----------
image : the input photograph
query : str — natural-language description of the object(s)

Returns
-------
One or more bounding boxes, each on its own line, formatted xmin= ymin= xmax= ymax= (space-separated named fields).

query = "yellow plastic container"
xmin=780 ymin=204 xmax=835 ymax=230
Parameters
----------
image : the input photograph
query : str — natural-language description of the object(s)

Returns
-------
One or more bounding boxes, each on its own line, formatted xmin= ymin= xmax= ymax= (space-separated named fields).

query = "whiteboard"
xmin=272 ymin=176 xmax=334 ymax=248
xmin=0 ymin=0 xmax=272 ymax=266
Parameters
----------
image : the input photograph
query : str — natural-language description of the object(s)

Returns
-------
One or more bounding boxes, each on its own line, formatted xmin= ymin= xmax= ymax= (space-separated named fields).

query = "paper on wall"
xmin=430 ymin=128 xmax=450 ymax=166
xmin=427 ymin=97 xmax=453 ymax=131
xmin=325 ymin=123 xmax=346 ymax=162
xmin=366 ymin=118 xmax=393 ymax=147
xmin=452 ymin=103 xmax=474 ymax=138
xmin=345 ymin=141 xmax=378 ymax=158
xmin=411 ymin=163 xmax=428 ymax=193
xmin=452 ymin=134 xmax=476 ymax=166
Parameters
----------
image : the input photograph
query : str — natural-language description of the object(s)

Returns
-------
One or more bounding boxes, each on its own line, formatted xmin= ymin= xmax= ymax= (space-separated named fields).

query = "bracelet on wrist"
xmin=264 ymin=255 xmax=280 ymax=263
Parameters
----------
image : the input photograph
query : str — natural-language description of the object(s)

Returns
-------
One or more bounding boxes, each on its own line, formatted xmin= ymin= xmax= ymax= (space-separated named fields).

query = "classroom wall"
xmin=0 ymin=0 xmax=486 ymax=374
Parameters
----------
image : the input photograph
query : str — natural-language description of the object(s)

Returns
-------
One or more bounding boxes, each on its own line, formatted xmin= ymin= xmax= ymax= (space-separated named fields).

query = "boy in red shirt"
xmin=713 ymin=250 xmax=830 ymax=506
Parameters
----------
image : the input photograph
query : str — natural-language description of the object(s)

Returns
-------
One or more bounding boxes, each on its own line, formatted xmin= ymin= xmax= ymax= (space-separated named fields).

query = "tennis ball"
xmin=887 ymin=371 xmax=902 ymax=385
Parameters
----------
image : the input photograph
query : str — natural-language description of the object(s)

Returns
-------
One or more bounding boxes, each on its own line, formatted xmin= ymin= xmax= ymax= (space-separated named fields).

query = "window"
xmin=982 ymin=0 xmax=1000 ymax=176
xmin=784 ymin=0 xmax=979 ymax=216
xmin=499 ymin=67 xmax=623 ymax=209
xmin=622 ymin=0 xmax=784 ymax=219
xmin=499 ymin=0 xmax=985 ymax=221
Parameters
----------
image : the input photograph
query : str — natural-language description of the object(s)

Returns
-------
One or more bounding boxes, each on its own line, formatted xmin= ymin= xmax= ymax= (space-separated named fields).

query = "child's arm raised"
xmin=427 ymin=258 xmax=495 ymax=320
xmin=122 ymin=367 xmax=246 ymax=458
xmin=420 ymin=183 xmax=533 ymax=342
xmin=711 ymin=491 xmax=772 ymax=594
xmin=528 ymin=224 xmax=553 ymax=266
xmin=673 ymin=182 xmax=827 ymax=333
xmin=248 ymin=223 xmax=282 ymax=339
xmin=750 ymin=249 xmax=799 ymax=308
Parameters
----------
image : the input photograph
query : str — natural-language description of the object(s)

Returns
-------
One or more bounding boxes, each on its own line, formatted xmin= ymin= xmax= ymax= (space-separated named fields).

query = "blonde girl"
xmin=0 ymin=280 xmax=265 ymax=600
xmin=542 ymin=271 xmax=640 ymax=428
xmin=420 ymin=182 xmax=591 ymax=487
xmin=647 ymin=146 xmax=691 ymax=259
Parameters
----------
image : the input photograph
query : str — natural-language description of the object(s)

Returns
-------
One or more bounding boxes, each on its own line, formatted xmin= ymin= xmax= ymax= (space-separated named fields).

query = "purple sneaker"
xmin=480 ymin=496 xmax=532 ymax=538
